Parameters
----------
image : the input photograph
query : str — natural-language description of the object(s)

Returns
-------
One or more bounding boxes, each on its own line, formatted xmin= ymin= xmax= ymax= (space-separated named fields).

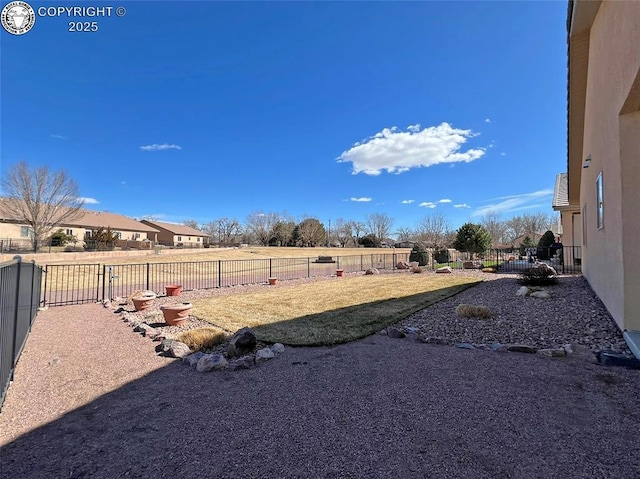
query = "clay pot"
xmin=160 ymin=302 xmax=192 ymax=326
xmin=132 ymin=292 xmax=156 ymax=311
xmin=336 ymin=269 xmax=344 ymax=277
xmin=165 ymin=284 xmax=183 ymax=296
xmin=268 ymin=277 xmax=278 ymax=286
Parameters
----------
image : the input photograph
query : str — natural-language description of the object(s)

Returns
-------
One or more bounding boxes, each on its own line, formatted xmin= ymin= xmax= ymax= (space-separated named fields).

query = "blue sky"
xmin=1 ymin=1 xmax=567 ymax=232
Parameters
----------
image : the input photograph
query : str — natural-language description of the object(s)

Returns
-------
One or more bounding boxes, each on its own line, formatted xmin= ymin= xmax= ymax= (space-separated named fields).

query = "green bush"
xmin=536 ymin=230 xmax=556 ymax=260
xmin=518 ymin=267 xmax=558 ymax=286
xmin=409 ymin=246 xmax=430 ymax=266
xmin=434 ymin=248 xmax=450 ymax=264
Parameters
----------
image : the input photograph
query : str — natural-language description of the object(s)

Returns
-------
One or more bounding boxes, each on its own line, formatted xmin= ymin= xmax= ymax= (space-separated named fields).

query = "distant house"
xmin=0 ymin=197 xmax=159 ymax=248
xmin=559 ymin=0 xmax=640 ymax=357
xmin=140 ymin=220 xmax=209 ymax=248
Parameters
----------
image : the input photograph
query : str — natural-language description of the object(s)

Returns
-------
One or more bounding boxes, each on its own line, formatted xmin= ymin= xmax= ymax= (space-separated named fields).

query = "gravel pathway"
xmin=1 ymin=271 xmax=639 ymax=478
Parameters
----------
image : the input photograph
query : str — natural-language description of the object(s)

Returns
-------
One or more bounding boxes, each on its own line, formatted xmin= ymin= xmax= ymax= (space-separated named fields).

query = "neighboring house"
xmin=140 ymin=220 xmax=209 ymax=247
xmin=0 ymin=197 xmax=160 ymax=246
xmin=559 ymin=0 xmax=640 ymax=356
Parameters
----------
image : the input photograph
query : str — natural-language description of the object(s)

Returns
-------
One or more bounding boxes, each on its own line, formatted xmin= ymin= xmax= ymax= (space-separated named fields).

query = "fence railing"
xmin=0 ymin=256 xmax=43 ymax=411
xmin=40 ymin=247 xmax=581 ymax=307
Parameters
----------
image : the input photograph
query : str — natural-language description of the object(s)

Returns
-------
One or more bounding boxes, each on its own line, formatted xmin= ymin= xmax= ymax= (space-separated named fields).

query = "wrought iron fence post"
xmin=146 ymin=263 xmax=150 ymax=291
xmin=307 ymin=257 xmax=310 ymax=278
xmin=101 ymin=265 xmax=106 ymax=301
xmin=42 ymin=264 xmax=49 ymax=307
xmin=218 ymin=260 xmax=222 ymax=288
xmin=10 ymin=256 xmax=22 ymax=380
xmin=269 ymin=258 xmax=272 ymax=278
xmin=29 ymin=261 xmax=36 ymax=327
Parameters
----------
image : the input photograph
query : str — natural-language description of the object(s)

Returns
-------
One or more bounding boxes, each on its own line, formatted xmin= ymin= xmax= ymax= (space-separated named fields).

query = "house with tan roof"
xmin=140 ymin=220 xmax=209 ymax=248
xmin=558 ymin=0 xmax=640 ymax=357
xmin=0 ymin=196 xmax=159 ymax=248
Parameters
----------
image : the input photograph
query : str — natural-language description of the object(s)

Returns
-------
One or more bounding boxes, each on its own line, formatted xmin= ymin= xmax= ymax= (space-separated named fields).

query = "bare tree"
xmin=366 ymin=213 xmax=394 ymax=246
xmin=183 ymin=219 xmax=200 ymax=230
xmin=270 ymin=220 xmax=296 ymax=246
xmin=203 ymin=217 xmax=242 ymax=244
xmin=395 ymin=226 xmax=414 ymax=243
xmin=245 ymin=211 xmax=279 ymax=246
xmin=294 ymin=217 xmax=325 ymax=247
xmin=333 ymin=218 xmax=353 ymax=247
xmin=415 ymin=213 xmax=450 ymax=249
xmin=348 ymin=220 xmax=365 ymax=246
xmin=480 ymin=211 xmax=507 ymax=246
xmin=1 ymin=161 xmax=84 ymax=251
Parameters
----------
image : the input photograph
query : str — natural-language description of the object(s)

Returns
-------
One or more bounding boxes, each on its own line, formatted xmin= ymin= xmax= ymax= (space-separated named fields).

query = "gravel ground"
xmin=1 ymin=271 xmax=639 ymax=478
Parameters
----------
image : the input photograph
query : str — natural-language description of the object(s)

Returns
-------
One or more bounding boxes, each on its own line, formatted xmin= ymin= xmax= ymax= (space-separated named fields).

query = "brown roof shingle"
xmin=140 ymin=220 xmax=207 ymax=237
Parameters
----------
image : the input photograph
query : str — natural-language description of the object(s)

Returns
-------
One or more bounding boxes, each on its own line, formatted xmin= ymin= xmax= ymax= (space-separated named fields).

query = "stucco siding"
xmin=580 ymin=1 xmax=640 ymax=330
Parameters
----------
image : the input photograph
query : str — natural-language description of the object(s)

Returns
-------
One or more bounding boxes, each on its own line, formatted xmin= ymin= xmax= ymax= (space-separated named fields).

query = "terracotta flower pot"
xmin=268 ymin=277 xmax=278 ymax=286
xmin=160 ymin=302 xmax=192 ymax=326
xmin=132 ymin=292 xmax=156 ymax=311
xmin=165 ymin=284 xmax=183 ymax=296
xmin=336 ymin=269 xmax=344 ymax=277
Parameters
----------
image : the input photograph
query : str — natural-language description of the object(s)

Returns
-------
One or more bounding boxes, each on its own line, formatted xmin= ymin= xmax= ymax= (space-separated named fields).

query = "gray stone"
xmin=436 ymin=266 xmax=453 ymax=274
xmin=490 ymin=342 xmax=503 ymax=351
xmin=454 ymin=343 xmax=476 ymax=350
xmin=270 ymin=343 xmax=285 ymax=355
xmin=405 ymin=327 xmax=419 ymax=334
xmin=474 ymin=344 xmax=490 ymax=350
xmin=396 ymin=261 xmax=410 ymax=270
xmin=228 ymin=327 xmax=257 ymax=358
xmin=420 ymin=336 xmax=449 ymax=345
xmin=256 ymin=347 xmax=275 ymax=362
xmin=196 ymin=354 xmax=229 ymax=372
xmin=156 ymin=338 xmax=175 ymax=353
xmin=365 ymin=268 xmax=380 ymax=275
xmin=537 ymin=348 xmax=567 ymax=358
xmin=183 ymin=352 xmax=206 ymax=366
xmin=229 ymin=355 xmax=255 ymax=370
xmin=145 ymin=328 xmax=160 ymax=339
xmin=134 ymin=323 xmax=150 ymax=334
xmin=516 ymin=286 xmax=530 ymax=296
xmin=506 ymin=344 xmax=538 ymax=354
xmin=530 ymin=291 xmax=550 ymax=299
xmin=387 ymin=327 xmax=406 ymax=339
xmin=169 ymin=341 xmax=192 ymax=358
xmin=378 ymin=329 xmax=388 ymax=336
xmin=114 ymin=306 xmax=124 ymax=313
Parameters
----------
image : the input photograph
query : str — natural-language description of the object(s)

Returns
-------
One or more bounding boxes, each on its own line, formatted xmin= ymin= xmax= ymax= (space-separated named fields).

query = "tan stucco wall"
xmin=580 ymin=0 xmax=640 ymax=330
xmin=0 ymin=222 xmax=31 ymax=240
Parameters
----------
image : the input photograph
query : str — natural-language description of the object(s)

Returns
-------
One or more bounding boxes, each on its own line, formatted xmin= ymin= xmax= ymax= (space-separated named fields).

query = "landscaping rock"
xmin=419 ymin=336 xmax=449 ymax=345
xmin=387 ymin=327 xmax=406 ymax=339
xmin=537 ymin=348 xmax=567 ymax=358
xmin=396 ymin=261 xmax=410 ymax=270
xmin=378 ymin=329 xmax=388 ymax=336
xmin=169 ymin=341 xmax=192 ymax=358
xmin=490 ymin=342 xmax=504 ymax=351
xmin=365 ymin=268 xmax=380 ymax=275
xmin=256 ymin=347 xmax=275 ymax=362
xmin=156 ymin=338 xmax=175 ymax=353
xmin=454 ymin=343 xmax=476 ymax=350
xmin=516 ymin=286 xmax=530 ymax=296
xmin=506 ymin=344 xmax=537 ymax=354
xmin=405 ymin=327 xmax=419 ymax=334
xmin=229 ymin=355 xmax=255 ymax=370
xmin=196 ymin=354 xmax=228 ymax=372
xmin=270 ymin=343 xmax=285 ymax=355
xmin=436 ymin=266 xmax=453 ymax=274
xmin=463 ymin=261 xmax=483 ymax=269
xmin=530 ymin=291 xmax=551 ymax=299
xmin=134 ymin=323 xmax=150 ymax=334
xmin=183 ymin=352 xmax=206 ymax=366
xmin=227 ymin=327 xmax=257 ymax=358
xmin=532 ymin=262 xmax=557 ymax=276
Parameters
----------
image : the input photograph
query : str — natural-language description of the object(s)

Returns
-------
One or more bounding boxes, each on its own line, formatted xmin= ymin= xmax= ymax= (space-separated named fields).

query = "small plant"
xmin=455 ymin=304 xmax=492 ymax=319
xmin=177 ymin=328 xmax=227 ymax=352
xmin=518 ymin=267 xmax=558 ymax=286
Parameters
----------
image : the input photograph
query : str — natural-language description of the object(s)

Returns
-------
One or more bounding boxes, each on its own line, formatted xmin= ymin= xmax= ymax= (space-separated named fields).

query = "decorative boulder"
xmin=196 ymin=354 xmax=229 ymax=372
xmin=227 ymin=327 xmax=257 ymax=358
xmin=396 ymin=261 xmax=410 ymax=270
xmin=169 ymin=341 xmax=192 ymax=358
xmin=365 ymin=268 xmax=380 ymax=275
xmin=463 ymin=261 xmax=484 ymax=269
xmin=256 ymin=347 xmax=275 ymax=362
xmin=436 ymin=266 xmax=453 ymax=274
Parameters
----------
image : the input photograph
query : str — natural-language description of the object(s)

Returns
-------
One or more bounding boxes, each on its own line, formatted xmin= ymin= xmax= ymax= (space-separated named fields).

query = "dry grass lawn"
xmin=191 ymin=274 xmax=481 ymax=346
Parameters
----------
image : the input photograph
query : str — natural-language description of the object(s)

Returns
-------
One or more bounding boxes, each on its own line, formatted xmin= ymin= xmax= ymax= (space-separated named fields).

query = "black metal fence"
xmin=39 ymin=247 xmax=582 ymax=307
xmin=0 ymin=256 xmax=43 ymax=411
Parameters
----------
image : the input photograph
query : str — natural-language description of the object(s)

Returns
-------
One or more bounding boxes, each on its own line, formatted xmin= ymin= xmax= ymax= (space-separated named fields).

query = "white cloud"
xmin=485 ymin=118 xmax=491 ymax=123
xmin=350 ymin=197 xmax=372 ymax=203
xmin=500 ymin=152 xmax=506 ymax=156
xmin=120 ymin=181 xmax=127 ymax=185
xmin=79 ymin=197 xmax=99 ymax=204
xmin=50 ymin=134 xmax=67 ymax=140
xmin=401 ymin=199 xmax=415 ymax=204
xmin=438 ymin=199 xmax=452 ymax=203
xmin=337 ymin=122 xmax=486 ymax=175
xmin=140 ymin=143 xmax=182 ymax=151
xmin=419 ymin=202 xmax=437 ymax=208
xmin=471 ymin=189 xmax=553 ymax=217
xmin=454 ymin=204 xmax=471 ymax=208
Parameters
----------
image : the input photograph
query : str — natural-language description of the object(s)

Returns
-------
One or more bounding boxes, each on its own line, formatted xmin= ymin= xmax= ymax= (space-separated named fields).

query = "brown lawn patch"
xmin=191 ymin=274 xmax=481 ymax=346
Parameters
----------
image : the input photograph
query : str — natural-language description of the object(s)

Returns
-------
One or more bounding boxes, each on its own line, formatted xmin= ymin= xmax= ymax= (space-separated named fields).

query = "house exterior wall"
xmin=579 ymin=0 xmax=640 ymax=330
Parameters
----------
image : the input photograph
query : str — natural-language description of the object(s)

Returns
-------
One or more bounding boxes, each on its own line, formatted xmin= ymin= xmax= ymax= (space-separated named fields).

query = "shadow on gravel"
xmin=2 ymin=336 xmax=640 ymax=478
